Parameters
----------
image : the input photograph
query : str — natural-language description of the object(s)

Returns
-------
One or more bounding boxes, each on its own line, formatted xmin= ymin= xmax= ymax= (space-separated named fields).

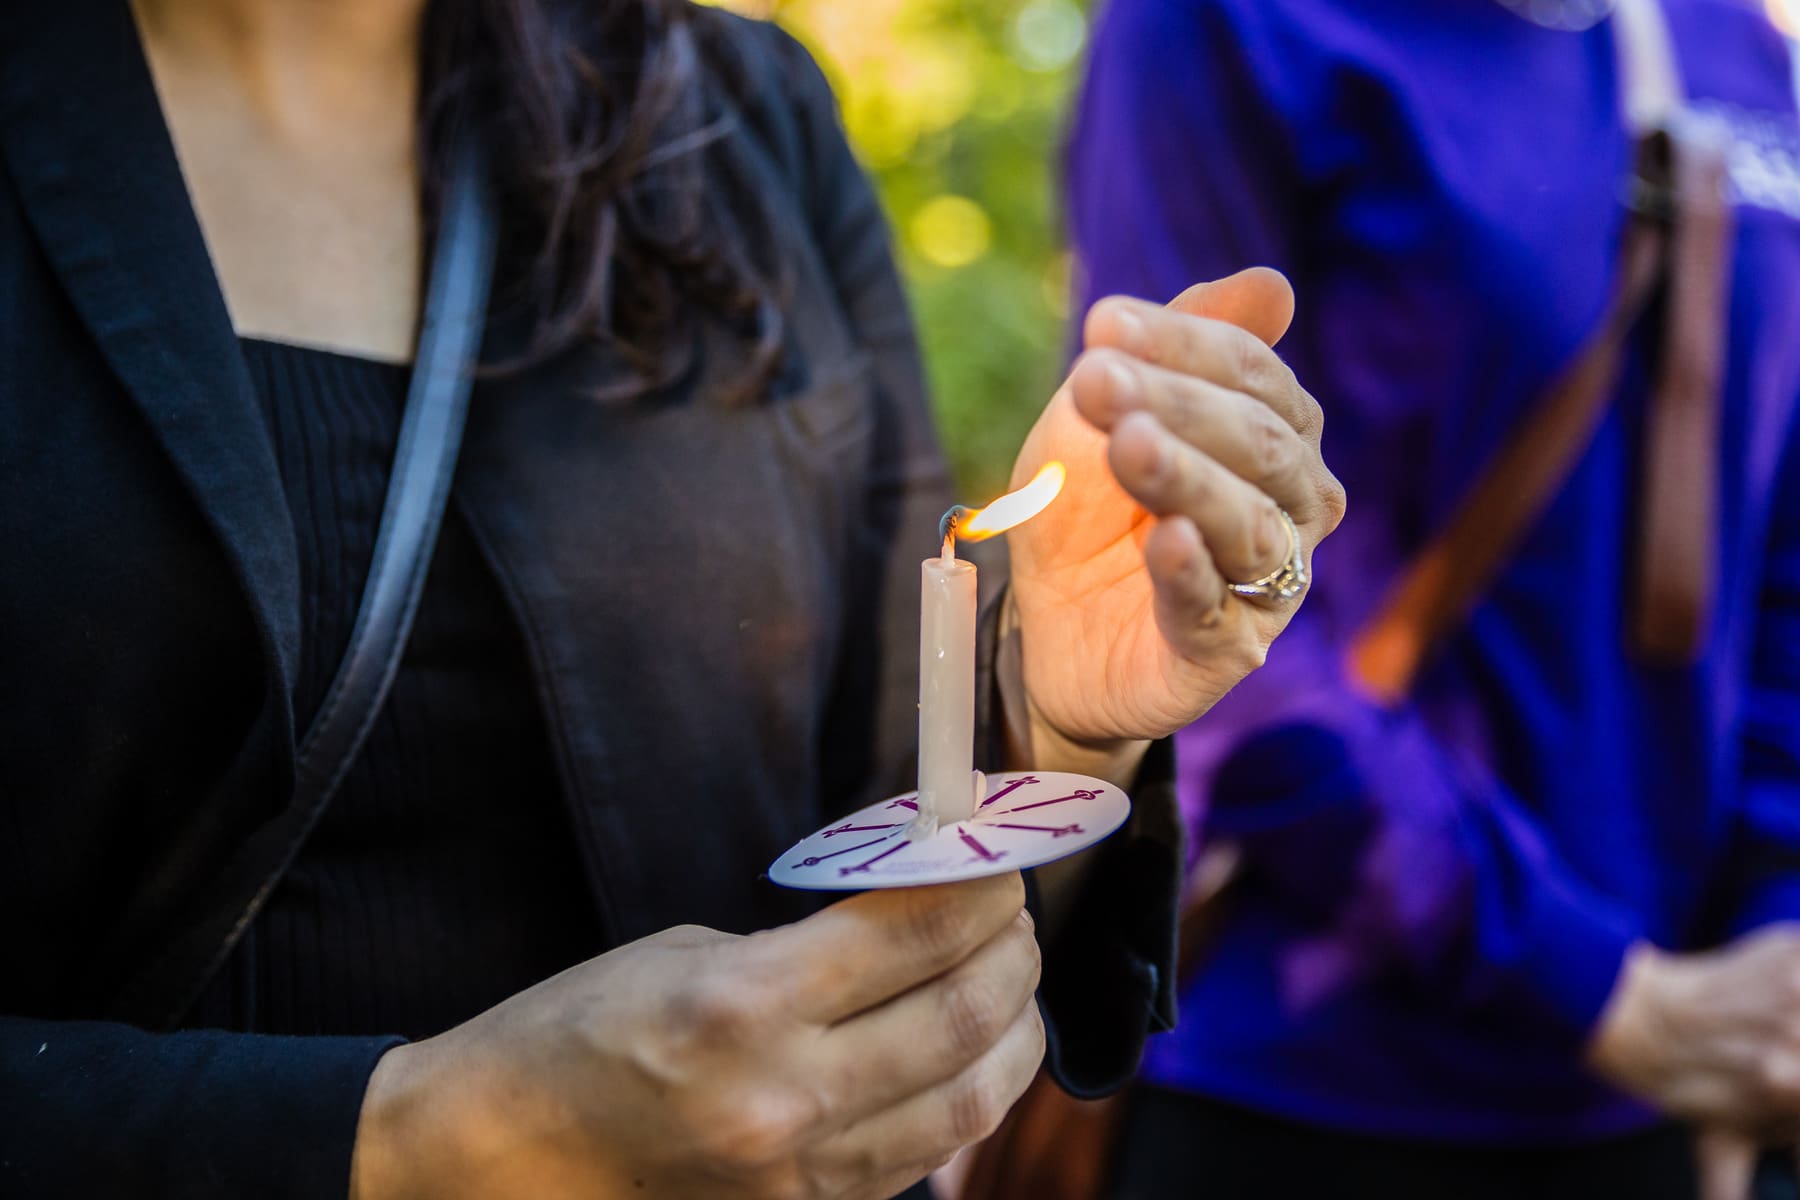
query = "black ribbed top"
xmin=190 ymin=338 xmax=603 ymax=1040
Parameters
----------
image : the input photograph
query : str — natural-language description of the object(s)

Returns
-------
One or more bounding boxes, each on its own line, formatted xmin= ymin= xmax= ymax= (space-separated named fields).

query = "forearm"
xmin=1170 ymin=605 xmax=1646 ymax=1042
xmin=1 ymin=1015 xmax=398 ymax=1199
xmin=1033 ymin=736 xmax=1183 ymax=1097
xmin=985 ymin=586 xmax=1181 ymax=1096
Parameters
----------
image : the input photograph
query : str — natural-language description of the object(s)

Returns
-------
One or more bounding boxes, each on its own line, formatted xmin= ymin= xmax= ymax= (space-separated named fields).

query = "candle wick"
xmin=938 ymin=505 xmax=966 ymax=562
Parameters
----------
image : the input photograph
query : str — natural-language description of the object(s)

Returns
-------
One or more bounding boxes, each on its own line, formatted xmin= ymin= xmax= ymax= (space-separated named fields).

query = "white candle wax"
xmin=917 ymin=551 xmax=978 ymax=832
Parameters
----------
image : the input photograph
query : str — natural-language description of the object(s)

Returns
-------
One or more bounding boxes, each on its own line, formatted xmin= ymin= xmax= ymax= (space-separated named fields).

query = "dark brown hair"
xmin=419 ymin=0 xmax=786 ymax=400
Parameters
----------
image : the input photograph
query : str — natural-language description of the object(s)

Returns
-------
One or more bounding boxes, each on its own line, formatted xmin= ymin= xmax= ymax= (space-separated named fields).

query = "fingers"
xmin=1069 ymin=349 xmax=1316 ymax=521
xmin=768 ymin=872 xmax=1028 ymax=1025
xmin=813 ymin=908 xmax=1042 ymax=1128
xmin=1083 ymin=295 xmax=1319 ymax=438
xmin=1143 ymin=515 xmax=1228 ymax=644
xmin=1110 ymin=411 xmax=1291 ymax=586
xmin=817 ymin=991 xmax=1047 ymax=1188
xmin=1076 ymin=290 xmax=1345 ymax=544
xmin=1168 ymin=266 xmax=1297 ymax=347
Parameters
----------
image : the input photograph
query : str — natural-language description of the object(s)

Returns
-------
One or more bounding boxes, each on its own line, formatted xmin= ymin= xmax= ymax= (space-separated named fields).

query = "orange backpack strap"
xmin=1631 ymin=124 xmax=1734 ymax=663
xmin=1346 ymin=0 xmax=1735 ymax=703
xmin=1345 ymin=192 xmax=1666 ymax=704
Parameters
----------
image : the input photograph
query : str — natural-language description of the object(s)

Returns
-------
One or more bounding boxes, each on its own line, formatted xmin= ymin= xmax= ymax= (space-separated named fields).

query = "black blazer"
xmin=0 ymin=2 xmax=1180 ymax=1195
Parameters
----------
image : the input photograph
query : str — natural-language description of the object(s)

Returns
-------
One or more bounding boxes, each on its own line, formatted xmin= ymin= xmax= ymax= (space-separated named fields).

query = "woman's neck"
xmin=130 ymin=0 xmax=424 ymax=150
xmin=131 ymin=0 xmax=429 ymax=361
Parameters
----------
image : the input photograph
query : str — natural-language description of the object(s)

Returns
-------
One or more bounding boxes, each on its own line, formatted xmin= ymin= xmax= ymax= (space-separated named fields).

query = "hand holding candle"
xmin=1003 ymin=268 xmax=1345 ymax=762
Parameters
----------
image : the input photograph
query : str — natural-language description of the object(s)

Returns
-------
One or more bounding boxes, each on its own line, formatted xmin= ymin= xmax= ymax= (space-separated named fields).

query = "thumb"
xmin=1695 ymin=1127 xmax=1756 ymax=1200
xmin=1168 ymin=266 xmax=1295 ymax=348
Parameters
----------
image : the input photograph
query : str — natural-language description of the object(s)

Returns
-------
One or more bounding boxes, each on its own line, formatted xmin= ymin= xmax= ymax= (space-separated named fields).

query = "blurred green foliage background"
xmin=710 ymin=0 xmax=1092 ymax=500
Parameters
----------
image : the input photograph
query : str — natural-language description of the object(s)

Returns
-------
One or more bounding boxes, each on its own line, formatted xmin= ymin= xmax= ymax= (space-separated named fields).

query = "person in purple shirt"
xmin=1066 ymin=0 xmax=1800 ymax=1194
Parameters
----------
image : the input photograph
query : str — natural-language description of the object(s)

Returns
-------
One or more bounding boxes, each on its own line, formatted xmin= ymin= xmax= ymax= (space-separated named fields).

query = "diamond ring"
xmin=1226 ymin=509 xmax=1309 ymax=603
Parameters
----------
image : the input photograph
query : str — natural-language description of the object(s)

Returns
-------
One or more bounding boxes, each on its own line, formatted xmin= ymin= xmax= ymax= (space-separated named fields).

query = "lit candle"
xmin=913 ymin=462 xmax=1067 ymax=836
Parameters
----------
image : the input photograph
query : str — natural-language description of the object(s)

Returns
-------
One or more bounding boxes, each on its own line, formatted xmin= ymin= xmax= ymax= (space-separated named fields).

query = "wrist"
xmin=1020 ymin=711 xmax=1149 ymax=789
xmin=350 ymin=1041 xmax=448 ymax=1200
xmin=1587 ymin=940 xmax=1681 ymax=1100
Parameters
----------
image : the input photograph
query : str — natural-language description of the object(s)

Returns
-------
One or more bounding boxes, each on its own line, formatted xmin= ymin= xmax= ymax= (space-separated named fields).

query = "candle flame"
xmin=959 ymin=462 xmax=1066 ymax=542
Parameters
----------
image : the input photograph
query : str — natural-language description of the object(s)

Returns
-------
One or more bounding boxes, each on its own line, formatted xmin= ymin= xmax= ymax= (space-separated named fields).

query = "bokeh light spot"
xmin=1009 ymin=0 xmax=1085 ymax=73
xmin=911 ymin=195 xmax=993 ymax=268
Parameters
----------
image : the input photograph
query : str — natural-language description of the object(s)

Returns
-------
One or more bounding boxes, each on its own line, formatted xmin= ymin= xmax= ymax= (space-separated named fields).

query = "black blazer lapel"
xmin=0 ymin=0 xmax=300 ymax=705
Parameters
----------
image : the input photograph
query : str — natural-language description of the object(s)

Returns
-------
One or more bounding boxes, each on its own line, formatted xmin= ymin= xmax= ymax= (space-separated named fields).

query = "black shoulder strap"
xmin=293 ymin=142 xmax=497 ymax=803
xmin=128 ymin=138 xmax=498 ymax=1027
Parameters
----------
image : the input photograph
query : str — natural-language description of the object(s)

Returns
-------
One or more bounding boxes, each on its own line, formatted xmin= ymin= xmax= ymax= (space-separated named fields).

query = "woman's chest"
xmin=447 ymin=336 xmax=881 ymax=777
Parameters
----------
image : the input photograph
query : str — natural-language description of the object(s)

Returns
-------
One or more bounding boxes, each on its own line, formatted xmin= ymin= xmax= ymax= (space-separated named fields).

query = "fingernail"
xmin=1106 ymin=360 xmax=1139 ymax=412
xmin=1114 ymin=308 xmax=1146 ymax=353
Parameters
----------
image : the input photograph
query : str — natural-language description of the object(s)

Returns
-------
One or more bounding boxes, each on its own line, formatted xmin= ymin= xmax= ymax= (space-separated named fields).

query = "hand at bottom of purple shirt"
xmin=1588 ymin=926 xmax=1800 ymax=1140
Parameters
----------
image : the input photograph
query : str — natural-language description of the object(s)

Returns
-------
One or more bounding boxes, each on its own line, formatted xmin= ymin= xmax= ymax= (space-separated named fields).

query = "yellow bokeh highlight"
xmin=695 ymin=0 xmax=1081 ymax=499
xmin=1769 ymin=0 xmax=1798 ymax=35
xmin=701 ymin=0 xmax=983 ymax=171
xmin=911 ymin=196 xmax=992 ymax=268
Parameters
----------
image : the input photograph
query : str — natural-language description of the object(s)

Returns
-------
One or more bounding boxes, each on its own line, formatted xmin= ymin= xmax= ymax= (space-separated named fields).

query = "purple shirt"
xmin=1068 ymin=0 xmax=1800 ymax=1142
